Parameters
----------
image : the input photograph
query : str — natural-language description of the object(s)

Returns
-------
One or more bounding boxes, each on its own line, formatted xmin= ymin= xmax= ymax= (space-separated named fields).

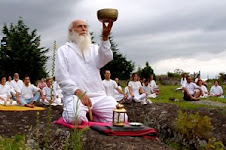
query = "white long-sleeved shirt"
xmin=19 ymin=83 xmax=40 ymax=99
xmin=102 ymin=79 xmax=118 ymax=96
xmin=128 ymin=81 xmax=142 ymax=97
xmin=210 ymin=85 xmax=223 ymax=96
xmin=149 ymin=80 xmax=158 ymax=89
xmin=55 ymin=41 xmax=113 ymax=96
xmin=180 ymin=78 xmax=187 ymax=86
xmin=0 ymin=84 xmax=11 ymax=99
xmin=11 ymin=79 xmax=23 ymax=92
xmin=42 ymin=86 xmax=59 ymax=100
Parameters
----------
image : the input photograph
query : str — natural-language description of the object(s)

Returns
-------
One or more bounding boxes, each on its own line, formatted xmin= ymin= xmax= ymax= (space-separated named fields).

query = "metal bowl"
xmin=97 ymin=8 xmax=118 ymax=22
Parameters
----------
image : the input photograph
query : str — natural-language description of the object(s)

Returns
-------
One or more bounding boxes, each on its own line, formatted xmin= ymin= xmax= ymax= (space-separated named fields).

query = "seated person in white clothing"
xmin=114 ymin=77 xmax=127 ymax=101
xmin=142 ymin=79 xmax=156 ymax=99
xmin=102 ymin=70 xmax=127 ymax=101
xmin=16 ymin=75 xmax=43 ymax=108
xmin=42 ymin=78 xmax=62 ymax=105
xmin=0 ymin=76 xmax=11 ymax=105
xmin=6 ymin=76 xmax=13 ymax=88
xmin=149 ymin=75 xmax=159 ymax=95
xmin=210 ymin=80 xmax=223 ymax=97
xmin=196 ymin=79 xmax=208 ymax=98
xmin=176 ymin=73 xmax=187 ymax=91
xmin=128 ymin=73 xmax=148 ymax=102
xmin=182 ymin=76 xmax=202 ymax=101
xmin=10 ymin=73 xmax=24 ymax=99
xmin=181 ymin=73 xmax=187 ymax=86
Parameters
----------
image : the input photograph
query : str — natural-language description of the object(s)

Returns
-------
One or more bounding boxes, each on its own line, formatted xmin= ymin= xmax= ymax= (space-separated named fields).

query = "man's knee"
xmin=63 ymin=110 xmax=88 ymax=124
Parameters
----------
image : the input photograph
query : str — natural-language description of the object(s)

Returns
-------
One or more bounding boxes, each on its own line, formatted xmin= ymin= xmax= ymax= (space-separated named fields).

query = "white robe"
xmin=55 ymin=41 xmax=120 ymax=124
xmin=10 ymin=79 xmax=24 ymax=95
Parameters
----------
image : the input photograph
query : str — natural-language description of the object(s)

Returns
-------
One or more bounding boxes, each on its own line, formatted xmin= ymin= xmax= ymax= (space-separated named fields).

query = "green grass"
xmin=0 ymin=135 xmax=28 ymax=150
xmin=151 ymin=85 xmax=226 ymax=109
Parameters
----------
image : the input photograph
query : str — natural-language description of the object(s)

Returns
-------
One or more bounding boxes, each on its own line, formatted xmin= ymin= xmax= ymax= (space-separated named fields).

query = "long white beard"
xmin=68 ymin=31 xmax=91 ymax=52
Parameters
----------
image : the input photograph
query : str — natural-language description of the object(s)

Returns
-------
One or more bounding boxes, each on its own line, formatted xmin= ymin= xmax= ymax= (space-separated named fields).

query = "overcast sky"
xmin=1 ymin=0 xmax=226 ymax=79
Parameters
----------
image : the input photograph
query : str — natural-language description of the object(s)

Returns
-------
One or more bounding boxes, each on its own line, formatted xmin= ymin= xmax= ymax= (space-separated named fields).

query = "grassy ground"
xmin=119 ymin=79 xmax=226 ymax=109
xmin=152 ymin=85 xmax=226 ymax=109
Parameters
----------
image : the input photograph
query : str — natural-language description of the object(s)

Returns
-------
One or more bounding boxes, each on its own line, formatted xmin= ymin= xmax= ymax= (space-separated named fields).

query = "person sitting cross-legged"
xmin=41 ymin=78 xmax=62 ymax=105
xmin=16 ymin=75 xmax=43 ymax=108
xmin=0 ymin=76 xmax=11 ymax=105
xmin=142 ymin=79 xmax=156 ymax=99
xmin=128 ymin=73 xmax=148 ymax=103
xmin=102 ymin=70 xmax=127 ymax=102
xmin=182 ymin=76 xmax=202 ymax=101
xmin=210 ymin=80 xmax=223 ymax=97
xmin=196 ymin=79 xmax=208 ymax=98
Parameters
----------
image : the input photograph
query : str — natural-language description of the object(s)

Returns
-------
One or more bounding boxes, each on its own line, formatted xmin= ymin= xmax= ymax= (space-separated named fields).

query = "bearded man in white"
xmin=55 ymin=19 xmax=126 ymax=124
xmin=102 ymin=70 xmax=127 ymax=101
xmin=10 ymin=73 xmax=23 ymax=97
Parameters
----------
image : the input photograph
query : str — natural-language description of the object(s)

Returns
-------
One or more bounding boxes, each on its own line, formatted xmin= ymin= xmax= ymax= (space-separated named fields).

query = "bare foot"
xmin=25 ymin=104 xmax=34 ymax=108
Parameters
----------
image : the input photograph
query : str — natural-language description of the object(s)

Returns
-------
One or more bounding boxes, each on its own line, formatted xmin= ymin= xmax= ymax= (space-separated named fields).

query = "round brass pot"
xmin=97 ymin=8 xmax=118 ymax=22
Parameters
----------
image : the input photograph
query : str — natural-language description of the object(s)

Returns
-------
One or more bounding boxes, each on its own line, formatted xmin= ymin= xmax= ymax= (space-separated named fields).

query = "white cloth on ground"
xmin=55 ymin=41 xmax=125 ymax=124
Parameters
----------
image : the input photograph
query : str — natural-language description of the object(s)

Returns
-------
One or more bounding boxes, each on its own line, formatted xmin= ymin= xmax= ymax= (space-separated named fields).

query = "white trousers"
xmin=129 ymin=93 xmax=147 ymax=102
xmin=113 ymin=94 xmax=124 ymax=102
xmin=41 ymin=97 xmax=62 ymax=105
xmin=62 ymin=92 xmax=125 ymax=124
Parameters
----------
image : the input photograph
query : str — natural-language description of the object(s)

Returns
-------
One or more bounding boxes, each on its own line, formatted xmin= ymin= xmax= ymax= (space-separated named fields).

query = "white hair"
xmin=67 ymin=20 xmax=91 ymax=52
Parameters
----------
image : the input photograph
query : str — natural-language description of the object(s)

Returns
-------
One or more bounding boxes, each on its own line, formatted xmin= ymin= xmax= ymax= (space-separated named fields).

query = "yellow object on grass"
xmin=0 ymin=105 xmax=45 ymax=111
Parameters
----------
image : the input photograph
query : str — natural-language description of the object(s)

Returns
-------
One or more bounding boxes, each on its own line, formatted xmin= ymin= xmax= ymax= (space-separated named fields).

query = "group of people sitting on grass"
xmin=180 ymin=74 xmax=224 ymax=101
xmin=102 ymin=70 xmax=159 ymax=105
xmin=0 ymin=71 xmax=159 ymax=108
xmin=0 ymin=73 xmax=63 ymax=107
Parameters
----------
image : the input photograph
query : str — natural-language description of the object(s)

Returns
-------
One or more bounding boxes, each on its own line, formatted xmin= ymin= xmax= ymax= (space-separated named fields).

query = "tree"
xmin=100 ymin=34 xmax=134 ymax=80
xmin=139 ymin=62 xmax=155 ymax=80
xmin=1 ymin=17 xmax=49 ymax=83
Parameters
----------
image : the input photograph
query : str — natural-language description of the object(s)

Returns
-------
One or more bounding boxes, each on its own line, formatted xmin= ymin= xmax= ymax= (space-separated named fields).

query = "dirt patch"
xmin=0 ymin=102 xmax=225 ymax=149
xmin=0 ymin=104 xmax=172 ymax=150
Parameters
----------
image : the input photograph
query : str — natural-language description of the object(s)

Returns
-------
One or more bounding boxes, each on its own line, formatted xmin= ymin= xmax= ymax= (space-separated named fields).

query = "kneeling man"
xmin=55 ymin=19 xmax=127 ymax=124
xmin=182 ymin=76 xmax=202 ymax=101
xmin=16 ymin=75 xmax=43 ymax=108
